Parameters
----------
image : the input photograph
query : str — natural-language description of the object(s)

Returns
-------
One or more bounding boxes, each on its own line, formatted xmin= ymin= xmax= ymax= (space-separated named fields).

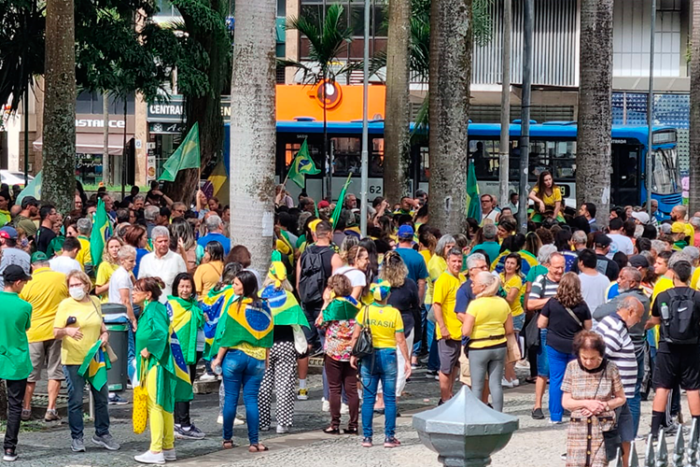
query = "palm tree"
xmin=42 ymin=0 xmax=76 ymax=214
xmin=428 ymin=0 xmax=472 ymax=233
xmin=281 ymin=4 xmax=357 ymax=200
xmin=689 ymin=0 xmax=700 ymax=214
xmin=576 ymin=0 xmax=613 ymax=227
xmin=229 ymin=0 xmax=277 ymax=274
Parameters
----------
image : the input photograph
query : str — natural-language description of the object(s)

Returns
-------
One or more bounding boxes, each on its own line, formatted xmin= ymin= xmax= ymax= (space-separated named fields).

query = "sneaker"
xmin=322 ymin=398 xmax=330 ymax=412
xmin=384 ymin=436 xmax=401 ymax=448
xmin=425 ymin=370 xmax=438 ymax=378
xmin=234 ymin=416 xmax=245 ymax=426
xmin=276 ymin=425 xmax=290 ymax=434
xmin=71 ymin=438 xmax=86 ymax=453
xmin=340 ymin=403 xmax=349 ymax=414
xmin=92 ymin=434 xmax=120 ymax=451
xmin=135 ymin=450 xmax=166 ymax=464
xmin=549 ymin=419 xmax=565 ymax=425
xmin=501 ymin=378 xmax=514 ymax=389
xmin=411 ymin=363 xmax=419 ymax=370
xmin=217 ymin=414 xmax=223 ymax=425
xmin=515 ymin=360 xmax=530 ymax=370
xmin=199 ymin=373 xmax=217 ymax=382
xmin=20 ymin=409 xmax=31 ymax=422
xmin=175 ymin=424 xmax=205 ymax=440
xmin=163 ymin=449 xmax=176 ymax=462
xmin=297 ymin=388 xmax=309 ymax=401
xmin=44 ymin=409 xmax=61 ymax=422
xmin=108 ymin=394 xmax=129 ymax=406
xmin=531 ymin=408 xmax=545 ymax=420
xmin=3 ymin=449 xmax=17 ymax=462
xmin=259 ymin=425 xmax=270 ymax=432
xmin=511 ymin=379 xmax=520 ymax=387
xmin=361 ymin=437 xmax=373 ymax=448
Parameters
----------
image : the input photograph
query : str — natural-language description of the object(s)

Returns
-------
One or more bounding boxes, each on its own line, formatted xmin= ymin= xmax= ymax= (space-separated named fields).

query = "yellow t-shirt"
xmin=355 ymin=303 xmax=404 ymax=349
xmin=76 ymin=236 xmax=92 ymax=270
xmin=21 ymin=268 xmax=69 ymax=343
xmin=651 ymin=275 xmax=674 ymax=308
xmin=532 ymin=185 xmax=562 ymax=209
xmin=691 ymin=268 xmax=700 ymax=291
xmin=194 ymin=261 xmax=224 ymax=296
xmin=426 ymin=255 xmax=447 ymax=305
xmin=232 ymin=342 xmax=267 ymax=360
xmin=466 ymin=296 xmax=510 ymax=349
xmin=419 ymin=250 xmax=432 ymax=267
xmin=95 ymin=262 xmax=120 ymax=302
xmin=433 ymin=271 xmax=466 ymax=340
xmin=499 ymin=272 xmax=524 ymax=317
xmin=54 ymin=296 xmax=104 ymax=365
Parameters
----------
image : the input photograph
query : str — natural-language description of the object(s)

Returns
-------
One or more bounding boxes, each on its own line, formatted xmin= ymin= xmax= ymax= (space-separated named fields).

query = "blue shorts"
xmin=537 ymin=329 xmax=549 ymax=377
xmin=512 ymin=314 xmax=526 ymax=332
xmin=617 ymin=402 xmax=634 ymax=442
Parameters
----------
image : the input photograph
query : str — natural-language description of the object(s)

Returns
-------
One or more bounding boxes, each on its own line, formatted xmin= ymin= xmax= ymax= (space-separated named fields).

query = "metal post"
xmin=498 ymin=0 xmax=512 ymax=209
xmin=518 ymin=0 xmax=533 ymax=233
xmin=360 ymin=0 xmax=369 ymax=236
xmin=646 ymin=0 xmax=656 ymax=218
xmin=23 ymin=84 xmax=29 ymax=185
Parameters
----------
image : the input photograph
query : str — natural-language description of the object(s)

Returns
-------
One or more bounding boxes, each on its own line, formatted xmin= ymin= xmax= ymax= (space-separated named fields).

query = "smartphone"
xmin=66 ymin=316 xmax=77 ymax=326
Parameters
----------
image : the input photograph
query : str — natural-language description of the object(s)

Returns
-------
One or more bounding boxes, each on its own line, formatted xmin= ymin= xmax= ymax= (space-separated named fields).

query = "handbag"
xmin=524 ymin=312 xmax=541 ymax=350
xmin=132 ymin=358 xmax=149 ymax=434
xmin=506 ymin=333 xmax=522 ymax=364
xmin=351 ymin=306 xmax=374 ymax=359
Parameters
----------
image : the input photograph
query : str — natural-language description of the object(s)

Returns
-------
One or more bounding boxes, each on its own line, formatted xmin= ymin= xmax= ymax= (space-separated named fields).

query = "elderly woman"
xmin=54 ymin=270 xmax=120 ymax=453
xmin=461 ymin=271 xmax=513 ymax=412
xmin=107 ymin=245 xmax=138 ymax=387
xmin=562 ymin=331 xmax=626 ymax=467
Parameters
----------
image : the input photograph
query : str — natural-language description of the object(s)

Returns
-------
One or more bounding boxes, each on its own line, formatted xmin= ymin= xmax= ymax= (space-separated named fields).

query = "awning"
xmin=33 ymin=133 xmax=134 ymax=155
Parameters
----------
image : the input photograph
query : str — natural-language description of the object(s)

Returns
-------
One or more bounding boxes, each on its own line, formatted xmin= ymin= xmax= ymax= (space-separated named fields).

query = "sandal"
xmin=323 ymin=426 xmax=340 ymax=435
xmin=222 ymin=440 xmax=234 ymax=449
xmin=248 ymin=444 xmax=268 ymax=452
xmin=343 ymin=427 xmax=358 ymax=435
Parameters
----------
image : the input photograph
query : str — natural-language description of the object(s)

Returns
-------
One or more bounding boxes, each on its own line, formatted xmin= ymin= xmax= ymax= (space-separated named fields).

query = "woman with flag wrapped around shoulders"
xmin=53 ymin=270 xmax=120 ymax=453
xmin=132 ymin=277 xmax=193 ymax=465
xmin=167 ymin=273 xmax=205 ymax=440
xmin=210 ymin=270 xmax=274 ymax=452
xmin=258 ymin=253 xmax=309 ymax=434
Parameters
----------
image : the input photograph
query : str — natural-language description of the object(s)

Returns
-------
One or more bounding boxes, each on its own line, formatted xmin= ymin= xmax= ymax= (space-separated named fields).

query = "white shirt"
xmin=49 ymin=256 xmax=82 ymax=275
xmin=108 ymin=266 xmax=133 ymax=305
xmin=607 ymin=233 xmax=634 ymax=258
xmin=334 ymin=265 xmax=367 ymax=288
xmin=138 ymin=250 xmax=187 ymax=302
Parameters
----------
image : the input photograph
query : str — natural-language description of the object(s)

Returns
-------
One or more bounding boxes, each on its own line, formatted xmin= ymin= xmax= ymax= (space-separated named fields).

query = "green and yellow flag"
xmin=212 ymin=297 xmax=274 ymax=353
xmin=159 ymin=122 xmax=201 ymax=182
xmin=287 ymin=139 xmax=320 ymax=188
xmin=78 ymin=340 xmax=111 ymax=391
xmin=331 ymin=174 xmax=352 ymax=227
xmin=466 ymin=159 xmax=481 ymax=220
xmin=90 ymin=199 xmax=112 ymax=268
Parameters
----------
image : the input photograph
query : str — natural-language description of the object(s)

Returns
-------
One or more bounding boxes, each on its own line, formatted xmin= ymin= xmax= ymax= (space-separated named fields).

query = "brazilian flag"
xmin=78 ymin=340 xmax=111 ymax=391
xmin=260 ymin=285 xmax=309 ymax=328
xmin=213 ymin=297 xmax=274 ymax=355
xmin=159 ymin=123 xmax=201 ymax=182
xmin=466 ymin=159 xmax=481 ymax=220
xmin=287 ymin=139 xmax=320 ymax=188
xmin=166 ymin=297 xmax=204 ymax=366
xmin=90 ymin=199 xmax=112 ymax=267
xmin=321 ymin=296 xmax=359 ymax=322
xmin=199 ymin=286 xmax=237 ymax=359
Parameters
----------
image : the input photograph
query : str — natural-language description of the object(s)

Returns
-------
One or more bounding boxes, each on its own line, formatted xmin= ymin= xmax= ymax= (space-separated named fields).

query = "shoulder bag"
xmin=351 ymin=306 xmax=374 ymax=359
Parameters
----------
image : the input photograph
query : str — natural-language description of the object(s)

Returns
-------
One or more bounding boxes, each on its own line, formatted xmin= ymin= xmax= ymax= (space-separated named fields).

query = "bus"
xmin=224 ymin=120 xmax=681 ymax=214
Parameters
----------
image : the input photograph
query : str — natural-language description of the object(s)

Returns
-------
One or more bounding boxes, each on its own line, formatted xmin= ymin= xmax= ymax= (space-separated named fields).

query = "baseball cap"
xmin=593 ymin=232 xmax=612 ymax=247
xmin=31 ymin=252 xmax=48 ymax=264
xmin=630 ymin=211 xmax=650 ymax=224
xmin=659 ymin=223 xmax=672 ymax=235
xmin=318 ymin=200 xmax=330 ymax=209
xmin=397 ymin=225 xmax=414 ymax=240
xmin=628 ymin=255 xmax=649 ymax=269
xmin=671 ymin=222 xmax=686 ymax=234
xmin=0 ymin=226 xmax=18 ymax=239
xmin=3 ymin=265 xmax=31 ymax=283
xmin=20 ymin=196 xmax=39 ymax=210
xmin=371 ymin=281 xmax=392 ymax=302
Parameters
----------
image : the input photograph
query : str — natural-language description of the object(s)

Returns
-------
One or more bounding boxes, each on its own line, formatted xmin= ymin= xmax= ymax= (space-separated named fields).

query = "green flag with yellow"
xmin=287 ymin=139 xmax=320 ymax=188
xmin=159 ymin=123 xmax=201 ymax=182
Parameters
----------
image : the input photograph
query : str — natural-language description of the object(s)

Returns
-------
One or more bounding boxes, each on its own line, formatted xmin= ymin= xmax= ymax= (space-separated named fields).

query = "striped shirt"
xmin=529 ymin=274 xmax=560 ymax=301
xmin=597 ymin=313 xmax=637 ymax=398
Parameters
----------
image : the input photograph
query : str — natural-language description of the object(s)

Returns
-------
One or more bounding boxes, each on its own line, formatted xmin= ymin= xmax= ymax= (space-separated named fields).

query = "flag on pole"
xmin=90 ymin=199 xmax=112 ymax=268
xmin=207 ymin=160 xmax=227 ymax=196
xmin=16 ymin=171 xmax=42 ymax=205
xmin=286 ymin=139 xmax=320 ymax=188
xmin=78 ymin=340 xmax=111 ymax=391
xmin=331 ymin=174 xmax=352 ymax=227
xmin=466 ymin=159 xmax=481 ymax=220
xmin=158 ymin=123 xmax=201 ymax=182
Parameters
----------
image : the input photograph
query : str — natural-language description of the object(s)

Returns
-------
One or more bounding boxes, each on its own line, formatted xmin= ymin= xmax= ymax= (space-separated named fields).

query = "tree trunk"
xmin=384 ymin=0 xmax=412 ymax=202
xmin=43 ymin=0 xmax=76 ymax=213
xmin=576 ymin=0 xmax=613 ymax=228
xmin=690 ymin=0 xmax=700 ymax=214
xmin=428 ymin=0 xmax=472 ymax=234
xmin=229 ymin=0 xmax=276 ymax=274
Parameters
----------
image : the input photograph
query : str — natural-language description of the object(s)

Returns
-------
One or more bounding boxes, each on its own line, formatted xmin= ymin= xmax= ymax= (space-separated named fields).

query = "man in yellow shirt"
xmin=19 ymin=252 xmax=68 ymax=422
xmin=432 ymin=248 xmax=466 ymax=403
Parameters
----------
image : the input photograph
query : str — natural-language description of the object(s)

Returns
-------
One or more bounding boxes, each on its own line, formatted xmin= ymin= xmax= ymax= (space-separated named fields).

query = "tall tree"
xmin=229 ymin=0 xmax=276 ymax=273
xmin=428 ymin=0 xmax=472 ymax=233
xmin=43 ymin=0 xmax=76 ymax=213
xmin=383 ymin=0 xmax=412 ymax=203
xmin=690 ymin=0 xmax=700 ymax=213
xmin=576 ymin=0 xmax=613 ymax=227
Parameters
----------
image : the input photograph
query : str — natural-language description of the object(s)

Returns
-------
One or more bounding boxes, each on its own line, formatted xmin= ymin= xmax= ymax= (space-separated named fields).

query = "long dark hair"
xmin=205 ymin=241 xmax=225 ymax=262
xmin=235 ymin=270 xmax=259 ymax=300
xmin=536 ymin=170 xmax=557 ymax=198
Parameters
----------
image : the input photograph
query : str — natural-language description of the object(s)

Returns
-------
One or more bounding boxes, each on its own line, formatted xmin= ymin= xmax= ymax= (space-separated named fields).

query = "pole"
xmin=360 ymin=0 xmax=370 ymax=236
xmin=646 ymin=0 xmax=656 ymax=217
xmin=518 ymin=0 xmax=533 ymax=232
xmin=499 ymin=0 xmax=512 ymax=209
xmin=23 ymin=83 xmax=29 ymax=186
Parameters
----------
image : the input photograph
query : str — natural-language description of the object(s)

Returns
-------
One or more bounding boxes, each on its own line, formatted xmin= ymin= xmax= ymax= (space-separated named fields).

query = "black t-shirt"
xmin=571 ymin=253 xmax=620 ymax=282
xmin=387 ymin=278 xmax=421 ymax=337
xmin=35 ymin=226 xmax=57 ymax=255
xmin=274 ymin=325 xmax=295 ymax=343
xmin=651 ymin=287 xmax=700 ymax=352
xmin=541 ymin=298 xmax=591 ymax=354
xmin=299 ymin=243 xmax=335 ymax=309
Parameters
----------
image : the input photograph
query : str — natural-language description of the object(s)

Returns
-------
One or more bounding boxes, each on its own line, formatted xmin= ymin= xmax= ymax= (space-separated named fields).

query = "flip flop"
xmin=222 ymin=440 xmax=234 ymax=449
xmin=249 ymin=444 xmax=268 ymax=452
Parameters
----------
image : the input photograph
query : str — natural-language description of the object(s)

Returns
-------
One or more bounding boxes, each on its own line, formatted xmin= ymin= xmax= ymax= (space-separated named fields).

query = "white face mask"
xmin=69 ymin=286 xmax=86 ymax=301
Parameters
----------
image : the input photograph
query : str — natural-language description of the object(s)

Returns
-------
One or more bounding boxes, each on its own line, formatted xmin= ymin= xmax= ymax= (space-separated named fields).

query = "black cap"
xmin=628 ymin=255 xmax=650 ymax=269
xmin=3 ymin=265 xmax=32 ymax=283
xmin=21 ymin=196 xmax=39 ymax=209
xmin=593 ymin=232 xmax=612 ymax=247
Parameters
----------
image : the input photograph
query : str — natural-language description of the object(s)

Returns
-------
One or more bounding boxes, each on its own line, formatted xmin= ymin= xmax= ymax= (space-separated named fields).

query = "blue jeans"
xmin=413 ymin=306 xmax=428 ymax=354
xmin=629 ymin=350 xmax=644 ymax=436
xmin=221 ymin=350 xmax=265 ymax=443
xmin=546 ymin=345 xmax=574 ymax=422
xmin=64 ymin=365 xmax=110 ymax=440
xmin=361 ymin=349 xmax=398 ymax=439
xmin=426 ymin=309 xmax=440 ymax=372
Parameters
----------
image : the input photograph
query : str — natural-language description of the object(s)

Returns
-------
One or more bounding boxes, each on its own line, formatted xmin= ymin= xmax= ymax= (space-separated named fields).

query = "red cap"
xmin=318 ymin=200 xmax=330 ymax=209
xmin=0 ymin=231 xmax=9 ymax=239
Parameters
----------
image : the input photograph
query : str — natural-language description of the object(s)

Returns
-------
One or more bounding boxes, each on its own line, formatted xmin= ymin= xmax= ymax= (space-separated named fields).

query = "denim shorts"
xmin=537 ymin=329 xmax=549 ymax=377
xmin=512 ymin=314 xmax=526 ymax=333
xmin=616 ymin=402 xmax=634 ymax=442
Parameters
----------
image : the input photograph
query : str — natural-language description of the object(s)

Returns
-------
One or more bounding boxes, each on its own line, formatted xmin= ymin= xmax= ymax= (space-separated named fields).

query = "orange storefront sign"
xmin=276 ymin=83 xmax=386 ymax=122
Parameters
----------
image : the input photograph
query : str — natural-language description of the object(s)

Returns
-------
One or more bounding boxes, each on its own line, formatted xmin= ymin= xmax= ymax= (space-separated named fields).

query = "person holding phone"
xmin=53 ymin=270 xmax=119 ymax=454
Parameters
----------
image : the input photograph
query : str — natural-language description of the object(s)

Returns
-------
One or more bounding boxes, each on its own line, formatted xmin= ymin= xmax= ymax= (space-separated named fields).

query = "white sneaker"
xmin=199 ymin=373 xmax=217 ymax=382
xmin=135 ymin=450 xmax=166 ymax=464
xmin=512 ymin=379 xmax=520 ymax=387
xmin=276 ymin=425 xmax=290 ymax=434
xmin=322 ymin=398 xmax=330 ymax=412
xmin=234 ymin=416 xmax=245 ymax=426
xmin=515 ymin=360 xmax=530 ymax=370
xmin=217 ymin=414 xmax=223 ymax=425
xmin=163 ymin=449 xmax=176 ymax=461
xmin=501 ymin=378 xmax=514 ymax=388
xmin=340 ymin=403 xmax=349 ymax=414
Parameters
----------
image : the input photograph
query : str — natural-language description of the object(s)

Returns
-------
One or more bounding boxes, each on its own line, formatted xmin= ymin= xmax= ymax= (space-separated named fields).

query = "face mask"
xmin=69 ymin=286 xmax=86 ymax=301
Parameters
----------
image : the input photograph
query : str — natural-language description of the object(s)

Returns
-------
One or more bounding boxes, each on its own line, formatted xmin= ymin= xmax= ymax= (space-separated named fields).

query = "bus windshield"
xmin=652 ymin=148 xmax=678 ymax=195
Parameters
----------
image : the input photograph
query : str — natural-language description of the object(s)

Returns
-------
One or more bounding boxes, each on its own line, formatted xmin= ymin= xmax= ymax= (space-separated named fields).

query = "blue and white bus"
xmin=225 ymin=120 xmax=681 ymax=214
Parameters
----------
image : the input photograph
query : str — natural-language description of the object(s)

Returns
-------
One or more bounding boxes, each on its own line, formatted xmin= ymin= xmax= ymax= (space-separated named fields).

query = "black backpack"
xmin=660 ymin=288 xmax=700 ymax=345
xmin=299 ymin=246 xmax=329 ymax=306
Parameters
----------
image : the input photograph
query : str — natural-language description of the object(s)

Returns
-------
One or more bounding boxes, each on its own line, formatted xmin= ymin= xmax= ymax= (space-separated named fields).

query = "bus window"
xmin=370 ymin=138 xmax=384 ymax=177
xmin=469 ymin=140 xmax=500 ymax=179
xmin=331 ymin=137 xmax=362 ymax=176
xmin=652 ymin=149 xmax=675 ymax=195
xmin=419 ymin=146 xmax=429 ymax=182
xmin=285 ymin=143 xmax=301 ymax=168
xmin=529 ymin=141 xmax=576 ymax=181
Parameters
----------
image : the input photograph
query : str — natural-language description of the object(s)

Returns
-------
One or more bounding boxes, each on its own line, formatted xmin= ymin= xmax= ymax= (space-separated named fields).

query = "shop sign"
xmin=149 ymin=122 xmax=187 ymax=134
xmin=147 ymin=96 xmax=231 ymax=123
xmin=76 ymin=119 xmax=126 ymax=128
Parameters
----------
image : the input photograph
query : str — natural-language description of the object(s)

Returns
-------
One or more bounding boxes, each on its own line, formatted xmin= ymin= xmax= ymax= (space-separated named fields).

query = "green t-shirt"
xmin=525 ymin=264 xmax=548 ymax=284
xmin=0 ymin=291 xmax=32 ymax=380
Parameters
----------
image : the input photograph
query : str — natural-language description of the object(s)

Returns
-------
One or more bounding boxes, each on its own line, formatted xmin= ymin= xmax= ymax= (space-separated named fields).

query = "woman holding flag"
xmin=258 ymin=253 xmax=309 ymax=434
xmin=53 ymin=270 xmax=120 ymax=453
xmin=132 ymin=277 xmax=193 ymax=465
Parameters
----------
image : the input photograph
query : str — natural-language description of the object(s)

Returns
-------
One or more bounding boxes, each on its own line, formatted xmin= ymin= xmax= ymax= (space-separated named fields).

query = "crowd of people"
xmin=2 ymin=174 xmax=700 ymax=467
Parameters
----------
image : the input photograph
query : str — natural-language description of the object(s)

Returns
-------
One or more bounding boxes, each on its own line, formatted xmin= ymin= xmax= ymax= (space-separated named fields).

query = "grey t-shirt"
xmin=578 ymin=272 xmax=611 ymax=320
xmin=0 ymin=248 xmax=31 ymax=288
